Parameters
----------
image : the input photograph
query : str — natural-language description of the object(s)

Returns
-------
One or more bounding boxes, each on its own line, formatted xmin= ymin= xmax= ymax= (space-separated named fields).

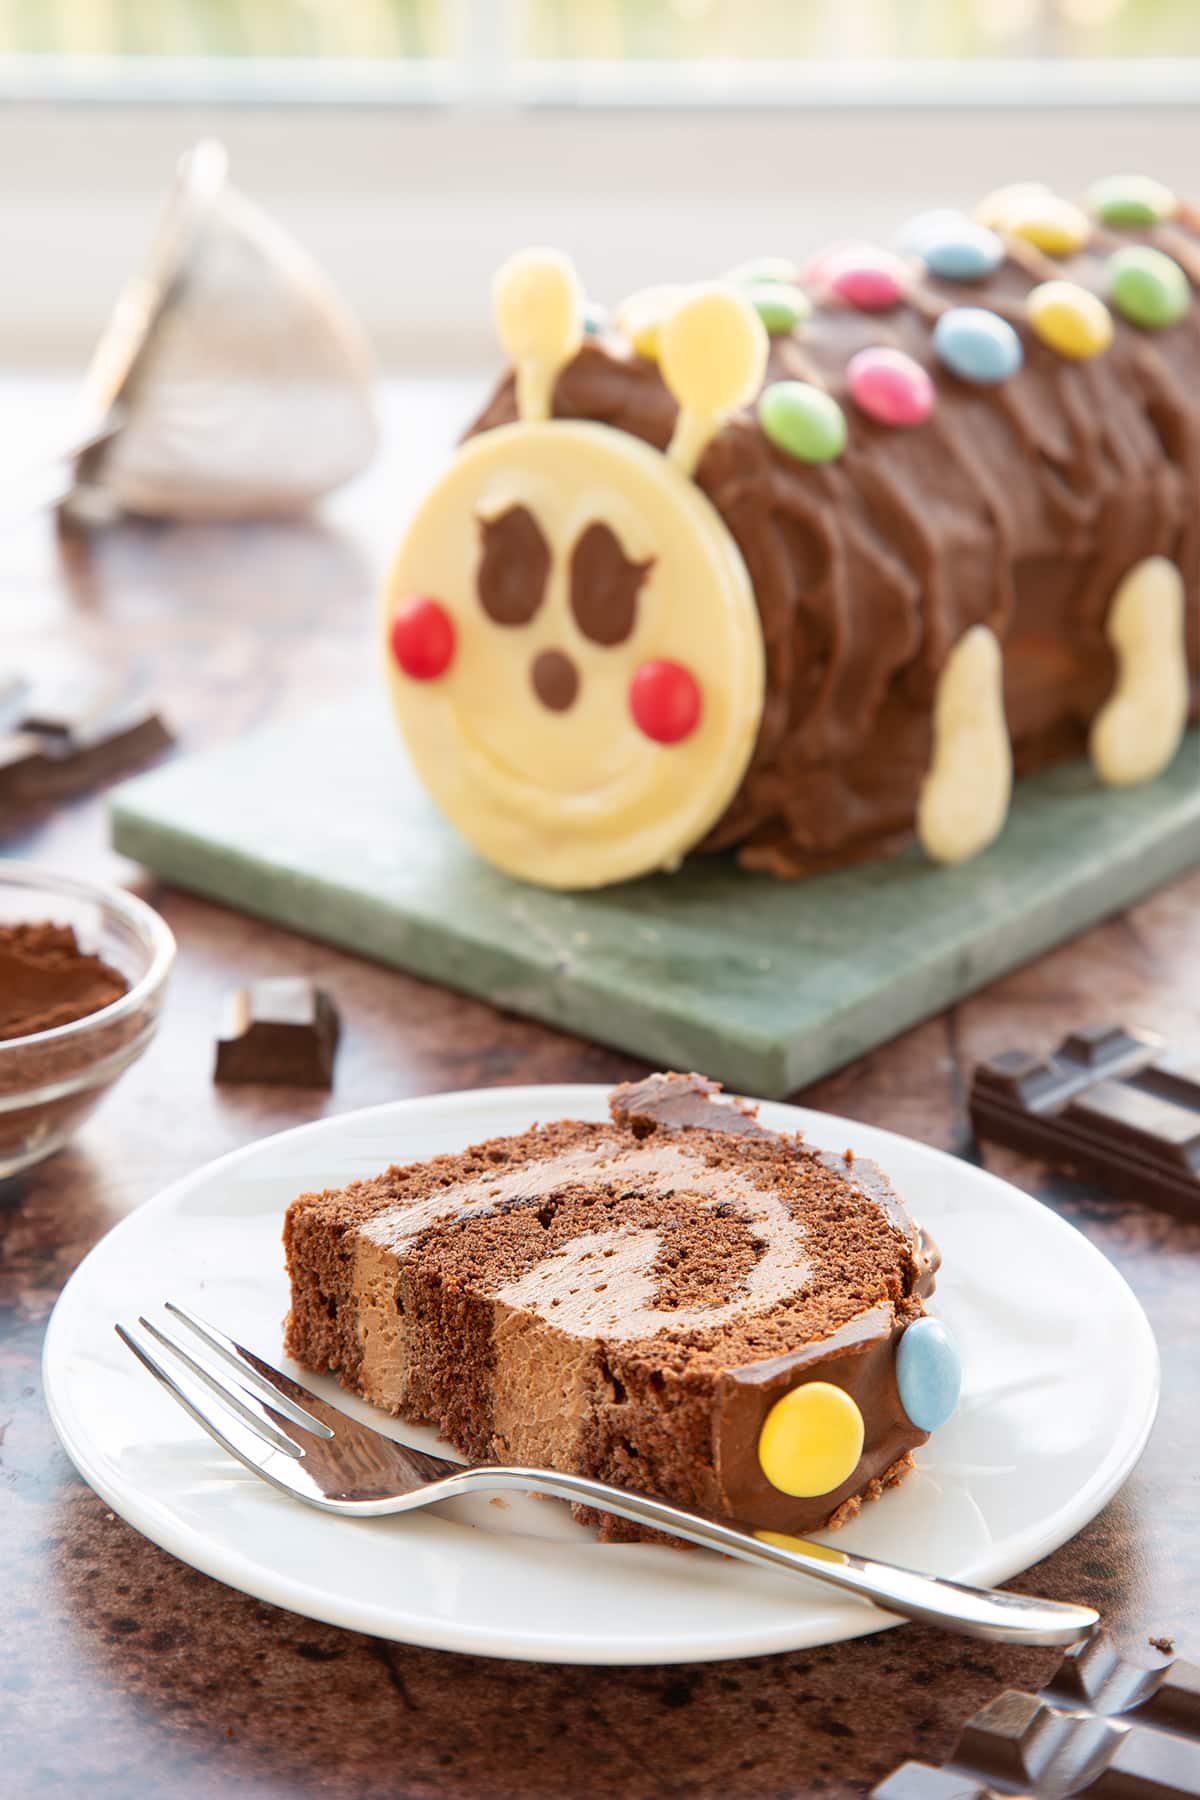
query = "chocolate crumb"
xmin=1149 ymin=1634 xmax=1176 ymax=1653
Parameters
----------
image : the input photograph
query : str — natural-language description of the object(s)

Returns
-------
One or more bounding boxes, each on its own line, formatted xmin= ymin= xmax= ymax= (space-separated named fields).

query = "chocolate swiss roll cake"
xmin=382 ymin=175 xmax=1198 ymax=887
xmin=283 ymin=1074 xmax=958 ymax=1540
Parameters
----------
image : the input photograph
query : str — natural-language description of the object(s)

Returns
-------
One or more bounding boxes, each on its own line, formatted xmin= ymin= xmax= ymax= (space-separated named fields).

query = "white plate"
xmin=44 ymin=1085 xmax=1158 ymax=1666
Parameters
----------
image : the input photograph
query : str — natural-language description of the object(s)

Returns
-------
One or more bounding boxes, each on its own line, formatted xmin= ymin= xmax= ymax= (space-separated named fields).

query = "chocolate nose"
xmin=531 ymin=649 xmax=579 ymax=713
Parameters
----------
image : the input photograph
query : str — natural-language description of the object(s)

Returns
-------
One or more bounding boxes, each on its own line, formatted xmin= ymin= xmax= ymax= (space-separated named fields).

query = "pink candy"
xmin=825 ymin=247 xmax=908 ymax=312
xmin=846 ymin=348 xmax=935 ymax=427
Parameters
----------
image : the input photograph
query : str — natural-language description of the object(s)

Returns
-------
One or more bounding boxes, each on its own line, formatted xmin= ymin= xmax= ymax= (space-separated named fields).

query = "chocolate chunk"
xmin=215 ymin=980 xmax=339 ymax=1088
xmin=0 ymin=688 xmax=172 ymax=825
xmin=969 ymin=1026 xmax=1200 ymax=1215
xmin=872 ymin=1637 xmax=1200 ymax=1800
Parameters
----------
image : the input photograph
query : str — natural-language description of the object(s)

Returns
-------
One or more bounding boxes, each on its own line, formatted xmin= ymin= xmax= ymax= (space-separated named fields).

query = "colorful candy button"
xmin=758 ymin=381 xmax=847 ymax=463
xmin=1106 ymin=246 xmax=1191 ymax=330
xmin=903 ymin=212 xmax=1005 ymax=282
xmin=976 ymin=182 xmax=1052 ymax=231
xmin=800 ymin=238 xmax=873 ymax=287
xmin=827 ymin=247 xmax=908 ymax=312
xmin=757 ymin=1381 xmax=865 ymax=1498
xmin=390 ymin=597 xmax=456 ymax=680
xmin=1087 ymin=173 xmax=1178 ymax=228
xmin=744 ymin=279 xmax=812 ymax=336
xmin=846 ymin=347 xmax=935 ymax=427
xmin=1027 ymin=281 xmax=1114 ymax=360
xmin=932 ymin=307 xmax=1023 ymax=386
xmin=896 ymin=1317 xmax=962 ymax=1433
xmin=629 ymin=659 xmax=702 ymax=744
xmin=978 ymin=184 xmax=1089 ymax=256
xmin=616 ymin=284 xmax=685 ymax=360
xmin=582 ymin=300 xmax=608 ymax=336
xmin=925 ymin=229 xmax=1006 ymax=284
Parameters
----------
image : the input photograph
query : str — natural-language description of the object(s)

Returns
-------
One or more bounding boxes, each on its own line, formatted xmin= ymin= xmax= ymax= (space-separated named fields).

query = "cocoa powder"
xmin=0 ymin=922 xmax=127 ymax=1041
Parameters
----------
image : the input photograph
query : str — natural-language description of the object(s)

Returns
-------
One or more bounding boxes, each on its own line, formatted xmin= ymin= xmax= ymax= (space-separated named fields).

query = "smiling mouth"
xmin=449 ymin=698 xmax=655 ymax=814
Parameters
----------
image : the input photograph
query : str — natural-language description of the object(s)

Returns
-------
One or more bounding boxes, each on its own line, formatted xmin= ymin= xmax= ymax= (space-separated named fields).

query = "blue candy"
xmin=901 ymin=211 xmax=1005 ymax=282
xmin=896 ymin=1317 xmax=961 ymax=1432
xmin=933 ymin=306 xmax=1023 ymax=386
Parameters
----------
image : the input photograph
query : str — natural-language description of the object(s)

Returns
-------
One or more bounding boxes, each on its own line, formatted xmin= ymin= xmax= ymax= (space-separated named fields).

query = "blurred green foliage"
xmin=0 ymin=0 xmax=1195 ymax=60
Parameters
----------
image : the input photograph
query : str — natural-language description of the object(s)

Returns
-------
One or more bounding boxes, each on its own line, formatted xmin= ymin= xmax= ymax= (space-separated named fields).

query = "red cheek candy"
xmin=390 ymin=597 xmax=456 ymax=680
xmin=629 ymin=659 xmax=702 ymax=744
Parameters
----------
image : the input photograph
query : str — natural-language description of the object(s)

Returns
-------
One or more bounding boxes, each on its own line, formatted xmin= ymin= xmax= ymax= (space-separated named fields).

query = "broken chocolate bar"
xmin=214 ymin=980 xmax=339 ymax=1088
xmin=0 ymin=690 xmax=172 ymax=827
xmin=969 ymin=1023 xmax=1200 ymax=1215
xmin=874 ymin=1634 xmax=1200 ymax=1799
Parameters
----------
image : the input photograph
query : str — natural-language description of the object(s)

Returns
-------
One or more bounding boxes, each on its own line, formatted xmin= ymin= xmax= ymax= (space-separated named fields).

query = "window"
xmin=2 ymin=1 xmax=1197 ymax=104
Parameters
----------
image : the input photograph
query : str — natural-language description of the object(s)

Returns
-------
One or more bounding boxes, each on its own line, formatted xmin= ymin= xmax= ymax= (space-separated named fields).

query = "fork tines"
xmin=115 ymin=1305 xmax=332 ymax=1488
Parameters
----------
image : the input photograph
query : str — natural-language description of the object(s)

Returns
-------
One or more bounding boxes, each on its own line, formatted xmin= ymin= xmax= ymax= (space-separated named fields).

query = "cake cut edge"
xmin=283 ymin=1073 xmax=952 ymax=1542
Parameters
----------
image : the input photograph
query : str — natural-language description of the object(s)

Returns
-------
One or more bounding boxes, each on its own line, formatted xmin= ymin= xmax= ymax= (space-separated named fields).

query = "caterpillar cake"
xmin=383 ymin=175 xmax=1198 ymax=887
xmin=283 ymin=1073 xmax=958 ymax=1540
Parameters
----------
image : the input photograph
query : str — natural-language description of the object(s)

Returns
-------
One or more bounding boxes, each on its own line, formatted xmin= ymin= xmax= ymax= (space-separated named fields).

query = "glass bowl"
xmin=0 ymin=864 xmax=175 ymax=1179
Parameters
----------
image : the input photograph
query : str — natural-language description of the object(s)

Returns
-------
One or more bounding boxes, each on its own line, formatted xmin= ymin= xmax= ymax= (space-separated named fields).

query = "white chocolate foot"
xmin=1090 ymin=556 xmax=1189 ymax=787
xmin=917 ymin=625 xmax=1012 ymax=865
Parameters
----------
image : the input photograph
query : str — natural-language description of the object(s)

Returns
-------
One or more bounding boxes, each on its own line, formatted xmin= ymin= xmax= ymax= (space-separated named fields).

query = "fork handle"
xmin=466 ymin=1466 xmax=1097 ymax=1647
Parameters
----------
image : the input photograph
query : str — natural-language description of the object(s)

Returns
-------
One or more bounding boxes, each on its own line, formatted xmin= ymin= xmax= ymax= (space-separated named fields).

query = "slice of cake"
xmin=283 ymin=1073 xmax=958 ymax=1539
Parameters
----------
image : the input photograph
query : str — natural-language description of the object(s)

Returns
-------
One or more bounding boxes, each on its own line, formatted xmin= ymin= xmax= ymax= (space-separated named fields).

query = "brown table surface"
xmin=2 ymin=378 xmax=1198 ymax=1800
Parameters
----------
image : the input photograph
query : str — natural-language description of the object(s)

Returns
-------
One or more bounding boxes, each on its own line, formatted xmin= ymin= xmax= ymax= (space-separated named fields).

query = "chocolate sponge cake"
xmin=382 ymin=176 xmax=1198 ymax=888
xmin=283 ymin=1074 xmax=958 ymax=1539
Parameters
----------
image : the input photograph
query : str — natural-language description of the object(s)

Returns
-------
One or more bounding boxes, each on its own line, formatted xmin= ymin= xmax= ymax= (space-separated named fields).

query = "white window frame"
xmin=1 ymin=31 xmax=1197 ymax=366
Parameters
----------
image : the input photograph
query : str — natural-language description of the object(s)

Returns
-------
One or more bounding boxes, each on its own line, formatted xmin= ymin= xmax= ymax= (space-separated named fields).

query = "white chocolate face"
xmin=382 ymin=420 xmax=765 ymax=888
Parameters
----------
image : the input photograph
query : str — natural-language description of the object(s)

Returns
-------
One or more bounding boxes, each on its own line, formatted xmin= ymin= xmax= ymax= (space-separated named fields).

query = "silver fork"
xmin=116 ymin=1304 xmax=1099 ymax=1647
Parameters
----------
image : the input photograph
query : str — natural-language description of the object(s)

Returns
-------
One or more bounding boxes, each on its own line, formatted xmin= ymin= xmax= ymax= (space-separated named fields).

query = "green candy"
xmin=1106 ymin=246 xmax=1191 ymax=329
xmin=758 ymin=381 xmax=846 ymax=463
xmin=745 ymin=280 xmax=812 ymax=336
xmin=1087 ymin=174 xmax=1177 ymax=228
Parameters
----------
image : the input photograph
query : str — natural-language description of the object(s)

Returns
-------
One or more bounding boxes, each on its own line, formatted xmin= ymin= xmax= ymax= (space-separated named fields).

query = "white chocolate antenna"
xmin=660 ymin=286 xmax=769 ymax=478
xmin=492 ymin=249 xmax=584 ymax=424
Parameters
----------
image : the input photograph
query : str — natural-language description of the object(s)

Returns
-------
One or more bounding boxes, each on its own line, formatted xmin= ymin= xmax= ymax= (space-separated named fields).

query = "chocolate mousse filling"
xmin=284 ymin=1072 xmax=940 ymax=1540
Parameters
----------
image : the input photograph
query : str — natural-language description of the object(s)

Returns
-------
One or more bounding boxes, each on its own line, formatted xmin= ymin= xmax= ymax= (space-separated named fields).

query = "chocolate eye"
xmin=477 ymin=506 xmax=551 ymax=626
xmin=569 ymin=522 xmax=653 ymax=647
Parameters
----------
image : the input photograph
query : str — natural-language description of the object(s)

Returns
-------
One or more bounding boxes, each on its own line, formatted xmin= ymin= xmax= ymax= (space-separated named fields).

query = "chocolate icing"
xmin=476 ymin=504 xmax=551 ymax=626
xmin=610 ymin=1069 xmax=777 ymax=1138
xmin=469 ymin=208 xmax=1200 ymax=874
xmin=568 ymin=520 xmax=651 ymax=645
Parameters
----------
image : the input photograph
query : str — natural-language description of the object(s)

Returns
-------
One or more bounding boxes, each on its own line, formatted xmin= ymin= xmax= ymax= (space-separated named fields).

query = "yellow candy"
xmin=976 ymin=181 xmax=1052 ymax=230
xmin=978 ymin=184 xmax=1089 ymax=256
xmin=755 ymin=1533 xmax=847 ymax=1564
xmin=757 ymin=1380 xmax=865 ymax=1498
xmin=616 ymin=284 xmax=686 ymax=360
xmin=1028 ymin=280 xmax=1114 ymax=360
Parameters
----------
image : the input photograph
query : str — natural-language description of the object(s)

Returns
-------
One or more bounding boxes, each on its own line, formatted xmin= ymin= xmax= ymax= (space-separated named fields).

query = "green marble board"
xmin=110 ymin=700 xmax=1200 ymax=1099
